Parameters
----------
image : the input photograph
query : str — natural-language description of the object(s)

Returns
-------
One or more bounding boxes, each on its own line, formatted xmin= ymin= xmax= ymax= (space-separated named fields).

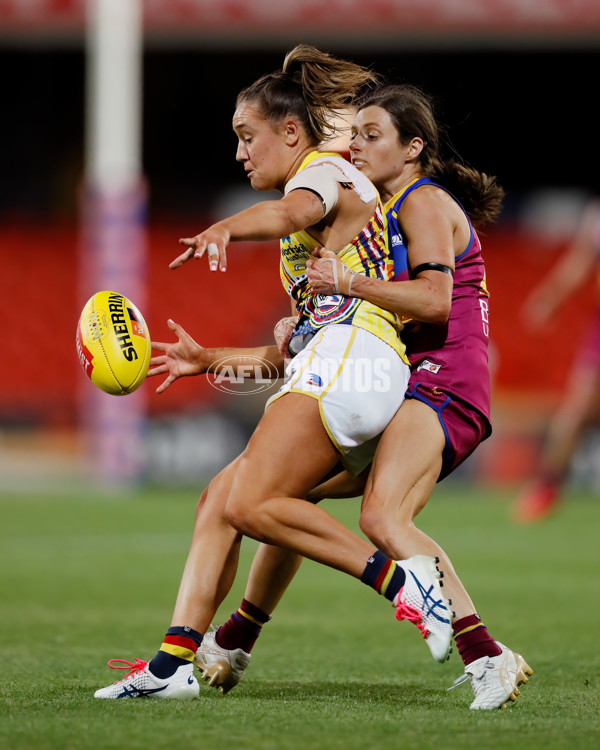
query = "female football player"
xmin=194 ymin=84 xmax=532 ymax=711
xmin=94 ymin=49 xmax=451 ymax=700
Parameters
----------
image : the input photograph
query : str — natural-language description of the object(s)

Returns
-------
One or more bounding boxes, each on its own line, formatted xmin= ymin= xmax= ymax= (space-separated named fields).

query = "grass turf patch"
xmin=1 ymin=484 xmax=599 ymax=749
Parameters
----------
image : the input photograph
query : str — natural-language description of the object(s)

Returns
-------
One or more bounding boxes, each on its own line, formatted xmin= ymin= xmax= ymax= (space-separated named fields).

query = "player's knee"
xmin=223 ymin=493 xmax=256 ymax=536
xmin=359 ymin=505 xmax=390 ymax=550
xmin=196 ymin=467 xmax=232 ymax=521
xmin=360 ymin=499 xmax=411 ymax=552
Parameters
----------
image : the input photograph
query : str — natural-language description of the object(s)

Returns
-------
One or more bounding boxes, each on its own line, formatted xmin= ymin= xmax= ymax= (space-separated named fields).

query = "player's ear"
xmin=283 ymin=118 xmax=300 ymax=146
xmin=406 ymin=137 xmax=424 ymax=161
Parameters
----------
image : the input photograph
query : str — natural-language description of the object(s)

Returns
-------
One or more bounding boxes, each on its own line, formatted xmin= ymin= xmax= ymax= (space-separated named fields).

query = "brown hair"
xmin=362 ymin=84 xmax=504 ymax=227
xmin=237 ymin=45 xmax=378 ymax=146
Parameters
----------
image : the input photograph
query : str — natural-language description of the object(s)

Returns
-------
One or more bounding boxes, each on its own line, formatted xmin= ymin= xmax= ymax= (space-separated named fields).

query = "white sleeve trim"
xmin=284 ymin=165 xmax=340 ymax=217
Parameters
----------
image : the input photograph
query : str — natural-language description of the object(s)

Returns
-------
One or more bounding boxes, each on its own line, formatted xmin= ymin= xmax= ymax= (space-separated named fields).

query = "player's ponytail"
xmin=437 ymin=161 xmax=504 ymax=228
xmin=237 ymin=45 xmax=377 ymax=145
xmin=282 ymin=45 xmax=377 ymax=143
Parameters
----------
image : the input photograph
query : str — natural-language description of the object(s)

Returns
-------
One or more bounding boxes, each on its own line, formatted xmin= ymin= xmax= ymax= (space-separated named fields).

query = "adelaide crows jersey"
xmin=280 ymin=151 xmax=406 ymax=361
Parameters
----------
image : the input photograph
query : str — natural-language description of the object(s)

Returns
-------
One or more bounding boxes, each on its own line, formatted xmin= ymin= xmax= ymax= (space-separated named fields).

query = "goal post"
xmin=80 ymin=0 xmax=147 ymax=486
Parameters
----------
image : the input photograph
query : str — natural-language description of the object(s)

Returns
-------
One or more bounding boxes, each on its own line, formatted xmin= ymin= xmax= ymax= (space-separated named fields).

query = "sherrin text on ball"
xmin=76 ymin=290 xmax=151 ymax=395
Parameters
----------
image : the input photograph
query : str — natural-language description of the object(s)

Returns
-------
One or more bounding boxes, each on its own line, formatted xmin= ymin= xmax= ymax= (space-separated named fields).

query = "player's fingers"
xmin=206 ymin=243 xmax=219 ymax=272
xmin=273 ymin=316 xmax=296 ymax=356
xmin=219 ymin=244 xmax=227 ymax=272
xmin=147 ymin=363 xmax=168 ymax=378
xmin=156 ymin=374 xmax=176 ymax=394
xmin=148 ymin=355 xmax=167 ymax=367
xmin=151 ymin=341 xmax=168 ymax=352
xmin=193 ymin=244 xmax=207 ymax=261
xmin=167 ymin=318 xmax=183 ymax=335
xmin=170 ymin=246 xmax=195 ymax=269
xmin=317 ymin=247 xmax=337 ymax=259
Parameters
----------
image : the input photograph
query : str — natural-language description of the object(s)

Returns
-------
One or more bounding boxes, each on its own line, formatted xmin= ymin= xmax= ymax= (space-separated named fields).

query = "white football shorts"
xmin=266 ymin=324 xmax=409 ymax=475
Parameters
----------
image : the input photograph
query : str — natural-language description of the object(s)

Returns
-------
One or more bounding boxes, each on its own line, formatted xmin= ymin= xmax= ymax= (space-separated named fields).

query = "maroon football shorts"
xmin=404 ymin=381 xmax=491 ymax=481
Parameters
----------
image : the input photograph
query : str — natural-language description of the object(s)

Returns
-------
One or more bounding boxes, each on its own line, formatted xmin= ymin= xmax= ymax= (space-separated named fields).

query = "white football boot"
xmin=94 ymin=658 xmax=199 ymax=699
xmin=448 ymin=641 xmax=533 ymax=709
xmin=194 ymin=627 xmax=250 ymax=694
xmin=394 ymin=555 xmax=453 ymax=663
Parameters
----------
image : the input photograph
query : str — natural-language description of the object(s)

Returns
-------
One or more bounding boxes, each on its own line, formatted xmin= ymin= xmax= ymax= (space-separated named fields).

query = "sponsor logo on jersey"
xmin=305 ymin=373 xmax=323 ymax=388
xmin=416 ymin=359 xmax=442 ymax=374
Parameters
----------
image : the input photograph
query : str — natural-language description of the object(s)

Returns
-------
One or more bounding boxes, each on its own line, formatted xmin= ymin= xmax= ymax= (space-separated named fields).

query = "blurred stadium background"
xmin=1 ymin=0 xmax=600 ymax=491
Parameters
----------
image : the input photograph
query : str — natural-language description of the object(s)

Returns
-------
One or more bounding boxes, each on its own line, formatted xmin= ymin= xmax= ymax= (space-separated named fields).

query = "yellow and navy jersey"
xmin=280 ymin=151 xmax=407 ymax=361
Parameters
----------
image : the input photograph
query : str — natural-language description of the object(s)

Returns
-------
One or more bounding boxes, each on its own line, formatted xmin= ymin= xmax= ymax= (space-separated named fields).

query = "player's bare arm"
xmin=172 ymin=188 xmax=326 ymax=272
xmin=149 ymin=319 xmax=284 ymax=394
xmin=307 ymin=188 xmax=455 ymax=324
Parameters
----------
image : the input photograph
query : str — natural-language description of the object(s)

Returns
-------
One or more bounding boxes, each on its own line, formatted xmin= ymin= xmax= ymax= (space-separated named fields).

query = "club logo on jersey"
xmin=416 ymin=359 xmax=442 ymax=374
xmin=316 ymin=294 xmax=344 ymax=312
xmin=308 ymin=294 xmax=359 ymax=326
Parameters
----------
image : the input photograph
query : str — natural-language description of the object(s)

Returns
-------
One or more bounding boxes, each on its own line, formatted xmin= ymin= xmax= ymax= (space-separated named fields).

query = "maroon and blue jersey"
xmin=385 ymin=177 xmax=491 ymax=429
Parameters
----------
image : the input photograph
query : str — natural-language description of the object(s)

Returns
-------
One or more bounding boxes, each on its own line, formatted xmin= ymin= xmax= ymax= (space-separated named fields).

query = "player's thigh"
xmin=231 ymin=392 xmax=340 ymax=504
xmin=363 ymin=399 xmax=445 ymax=522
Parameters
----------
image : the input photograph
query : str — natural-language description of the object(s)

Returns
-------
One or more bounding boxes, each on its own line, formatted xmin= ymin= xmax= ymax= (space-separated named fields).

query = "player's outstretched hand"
xmin=306 ymin=246 xmax=356 ymax=296
xmin=171 ymin=226 xmax=230 ymax=272
xmin=149 ymin=319 xmax=208 ymax=394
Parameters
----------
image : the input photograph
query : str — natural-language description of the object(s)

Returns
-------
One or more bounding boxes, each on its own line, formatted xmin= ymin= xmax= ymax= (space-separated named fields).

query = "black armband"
xmin=411 ymin=262 xmax=454 ymax=279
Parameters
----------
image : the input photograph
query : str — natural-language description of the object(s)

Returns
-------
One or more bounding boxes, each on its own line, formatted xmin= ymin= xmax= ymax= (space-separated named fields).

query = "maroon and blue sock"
xmin=453 ymin=614 xmax=502 ymax=666
xmin=361 ymin=550 xmax=406 ymax=604
xmin=216 ymin=598 xmax=271 ymax=654
xmin=149 ymin=625 xmax=203 ymax=678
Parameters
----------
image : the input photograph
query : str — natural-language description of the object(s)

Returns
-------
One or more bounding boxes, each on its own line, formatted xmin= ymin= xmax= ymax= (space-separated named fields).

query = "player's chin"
xmin=249 ymin=174 xmax=274 ymax=192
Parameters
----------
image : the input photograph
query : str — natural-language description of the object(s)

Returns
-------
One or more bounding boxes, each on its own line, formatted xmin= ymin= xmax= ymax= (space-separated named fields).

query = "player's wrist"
xmin=212 ymin=219 xmax=232 ymax=244
xmin=344 ymin=269 xmax=366 ymax=297
xmin=197 ymin=347 xmax=218 ymax=374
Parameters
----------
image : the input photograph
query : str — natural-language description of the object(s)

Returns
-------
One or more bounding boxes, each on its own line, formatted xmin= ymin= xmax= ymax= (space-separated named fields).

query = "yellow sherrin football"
xmin=76 ymin=290 xmax=151 ymax=395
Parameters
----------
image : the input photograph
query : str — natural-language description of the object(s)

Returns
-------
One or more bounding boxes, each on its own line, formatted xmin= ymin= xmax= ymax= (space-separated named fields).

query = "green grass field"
xmin=1 ymin=483 xmax=599 ymax=749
